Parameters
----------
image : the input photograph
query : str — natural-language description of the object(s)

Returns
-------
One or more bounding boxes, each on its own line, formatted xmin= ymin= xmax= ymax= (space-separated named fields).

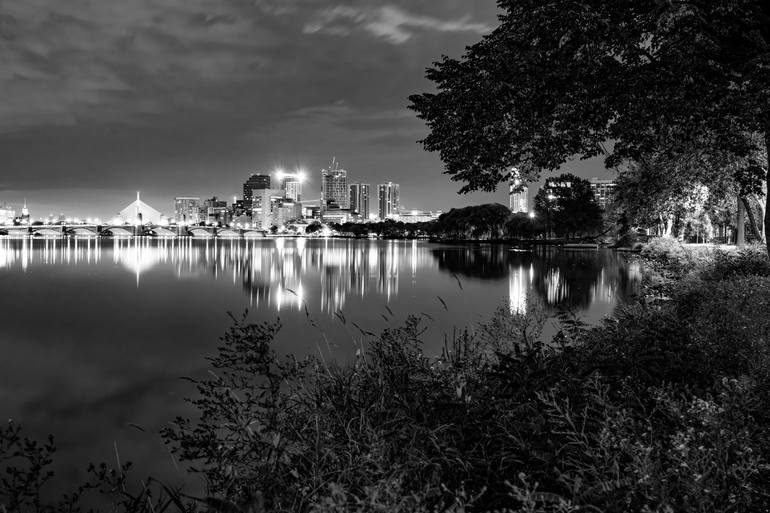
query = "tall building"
xmin=243 ymin=174 xmax=271 ymax=206
xmin=20 ymin=201 xmax=30 ymax=224
xmin=276 ymin=171 xmax=305 ymax=202
xmin=252 ymin=189 xmax=285 ymax=230
xmin=321 ymin=159 xmax=348 ymax=211
xmin=204 ymin=196 xmax=229 ymax=225
xmin=378 ymin=182 xmax=399 ymax=220
xmin=508 ymin=168 xmax=529 ymax=213
xmin=0 ymin=204 xmax=16 ymax=225
xmin=349 ymin=183 xmax=370 ymax=218
xmin=588 ymin=178 xmax=617 ymax=209
xmin=174 ymin=197 xmax=202 ymax=224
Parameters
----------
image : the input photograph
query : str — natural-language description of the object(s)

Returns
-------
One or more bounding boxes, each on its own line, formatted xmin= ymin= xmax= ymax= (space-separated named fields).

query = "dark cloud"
xmin=0 ymin=0 xmax=607 ymax=218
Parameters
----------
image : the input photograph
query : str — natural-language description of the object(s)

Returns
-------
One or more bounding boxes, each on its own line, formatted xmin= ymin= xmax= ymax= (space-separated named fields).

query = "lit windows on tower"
xmin=509 ymin=168 xmax=529 ymax=213
xmin=321 ymin=159 xmax=348 ymax=212
xmin=378 ymin=182 xmax=399 ymax=220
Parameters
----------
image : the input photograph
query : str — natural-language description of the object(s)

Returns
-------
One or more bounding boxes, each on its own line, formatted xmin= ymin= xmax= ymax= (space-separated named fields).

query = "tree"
xmin=533 ymin=174 xmax=603 ymax=238
xmin=305 ymin=222 xmax=323 ymax=234
xmin=613 ymin=155 xmax=737 ymax=240
xmin=409 ymin=1 xmax=770 ymax=253
xmin=505 ymin=212 xmax=543 ymax=239
xmin=432 ymin=203 xmax=511 ymax=239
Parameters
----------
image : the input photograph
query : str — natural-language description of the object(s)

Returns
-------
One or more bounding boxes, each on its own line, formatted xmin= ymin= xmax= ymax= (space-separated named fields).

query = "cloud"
xmin=304 ymin=4 xmax=492 ymax=44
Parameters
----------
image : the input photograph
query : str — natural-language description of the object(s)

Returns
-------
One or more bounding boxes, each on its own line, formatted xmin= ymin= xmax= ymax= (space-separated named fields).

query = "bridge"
xmin=0 ymin=224 xmax=270 ymax=239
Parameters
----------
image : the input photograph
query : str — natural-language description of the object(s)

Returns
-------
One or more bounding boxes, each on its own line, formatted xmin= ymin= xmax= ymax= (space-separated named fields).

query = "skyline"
xmin=1 ymin=0 xmax=611 ymax=218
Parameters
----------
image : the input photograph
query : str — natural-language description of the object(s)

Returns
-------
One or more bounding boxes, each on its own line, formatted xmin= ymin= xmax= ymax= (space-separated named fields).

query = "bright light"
xmin=547 ymin=194 xmax=556 ymax=201
xmin=529 ymin=212 xmax=536 ymax=218
xmin=275 ymin=169 xmax=286 ymax=180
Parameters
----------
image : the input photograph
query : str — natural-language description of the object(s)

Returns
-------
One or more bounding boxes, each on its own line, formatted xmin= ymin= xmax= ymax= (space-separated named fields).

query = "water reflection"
xmin=432 ymin=245 xmax=641 ymax=313
xmin=0 ymin=238 xmax=640 ymax=315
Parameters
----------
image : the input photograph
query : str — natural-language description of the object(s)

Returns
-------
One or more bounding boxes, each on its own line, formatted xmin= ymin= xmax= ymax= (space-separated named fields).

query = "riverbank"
xmin=3 ymin=238 xmax=769 ymax=512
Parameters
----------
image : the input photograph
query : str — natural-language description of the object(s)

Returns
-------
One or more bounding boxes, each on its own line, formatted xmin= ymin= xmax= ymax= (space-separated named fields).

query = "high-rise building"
xmin=252 ymin=189 xmax=285 ymax=230
xmin=588 ymin=178 xmax=617 ymax=209
xmin=276 ymin=171 xmax=305 ymax=202
xmin=321 ymin=159 xmax=348 ymax=211
xmin=378 ymin=182 xmax=399 ymax=220
xmin=174 ymin=197 xmax=202 ymax=224
xmin=243 ymin=174 xmax=271 ymax=207
xmin=0 ymin=204 xmax=16 ymax=225
xmin=349 ymin=183 xmax=370 ymax=218
xmin=508 ymin=168 xmax=529 ymax=213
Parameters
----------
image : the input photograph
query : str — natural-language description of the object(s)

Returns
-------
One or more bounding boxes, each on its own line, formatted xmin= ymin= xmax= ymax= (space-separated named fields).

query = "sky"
xmin=0 ymin=0 xmax=611 ymax=219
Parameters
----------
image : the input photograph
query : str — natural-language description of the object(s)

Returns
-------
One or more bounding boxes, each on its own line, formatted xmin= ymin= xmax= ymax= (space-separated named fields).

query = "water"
xmin=0 ymin=237 xmax=640 ymax=495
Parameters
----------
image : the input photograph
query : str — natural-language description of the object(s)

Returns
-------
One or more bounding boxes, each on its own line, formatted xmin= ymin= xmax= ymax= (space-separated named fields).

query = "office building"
xmin=589 ymin=178 xmax=617 ymax=209
xmin=321 ymin=160 xmax=348 ymax=211
xmin=508 ymin=168 xmax=529 ymax=213
xmin=349 ymin=183 xmax=370 ymax=218
xmin=243 ymin=174 xmax=271 ymax=207
xmin=252 ymin=189 xmax=285 ymax=230
xmin=393 ymin=210 xmax=441 ymax=223
xmin=0 ymin=204 xmax=16 ymax=225
xmin=276 ymin=171 xmax=305 ymax=202
xmin=378 ymin=182 xmax=400 ymax=220
xmin=174 ymin=197 xmax=202 ymax=224
xmin=204 ymin=196 xmax=229 ymax=225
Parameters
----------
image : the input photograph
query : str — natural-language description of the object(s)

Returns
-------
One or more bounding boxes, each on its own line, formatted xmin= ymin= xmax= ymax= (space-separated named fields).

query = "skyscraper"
xmin=276 ymin=171 xmax=305 ymax=202
xmin=378 ymin=182 xmax=399 ymax=220
xmin=508 ymin=168 xmax=528 ymax=213
xmin=349 ymin=183 xmax=370 ymax=218
xmin=321 ymin=159 xmax=348 ymax=211
xmin=174 ymin=197 xmax=202 ymax=224
xmin=243 ymin=174 xmax=271 ymax=207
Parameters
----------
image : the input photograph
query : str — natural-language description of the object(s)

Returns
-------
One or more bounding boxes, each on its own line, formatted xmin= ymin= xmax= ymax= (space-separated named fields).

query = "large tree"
xmin=533 ymin=173 xmax=603 ymax=238
xmin=409 ymin=0 xmax=770 ymax=252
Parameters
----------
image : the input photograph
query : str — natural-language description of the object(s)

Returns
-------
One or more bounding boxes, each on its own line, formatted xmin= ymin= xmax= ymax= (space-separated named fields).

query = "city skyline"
xmin=0 ymin=0 xmax=612 ymax=219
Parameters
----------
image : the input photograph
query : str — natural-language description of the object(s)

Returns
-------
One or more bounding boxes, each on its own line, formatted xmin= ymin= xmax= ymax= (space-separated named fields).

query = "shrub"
xmin=699 ymin=245 xmax=770 ymax=281
xmin=640 ymin=237 xmax=688 ymax=263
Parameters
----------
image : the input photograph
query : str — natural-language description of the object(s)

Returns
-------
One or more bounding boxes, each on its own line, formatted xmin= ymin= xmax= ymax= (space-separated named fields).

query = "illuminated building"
xmin=321 ymin=159 xmax=348 ymax=212
xmin=252 ymin=189 xmax=285 ymax=230
xmin=174 ymin=197 xmax=202 ymax=224
xmin=393 ymin=210 xmax=441 ymax=223
xmin=275 ymin=171 xmax=305 ymax=202
xmin=509 ymin=168 xmax=529 ymax=213
xmin=203 ymin=197 xmax=229 ymax=225
xmin=243 ymin=174 xmax=271 ymax=207
xmin=589 ymin=178 xmax=617 ymax=209
xmin=349 ymin=183 xmax=370 ymax=218
xmin=118 ymin=192 xmax=163 ymax=225
xmin=377 ymin=182 xmax=399 ymax=220
xmin=0 ymin=204 xmax=15 ymax=225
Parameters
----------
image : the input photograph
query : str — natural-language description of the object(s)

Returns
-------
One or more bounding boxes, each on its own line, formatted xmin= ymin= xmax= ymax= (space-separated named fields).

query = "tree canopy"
xmin=409 ymin=0 xmax=769 ymax=248
xmin=533 ymin=174 xmax=603 ymax=238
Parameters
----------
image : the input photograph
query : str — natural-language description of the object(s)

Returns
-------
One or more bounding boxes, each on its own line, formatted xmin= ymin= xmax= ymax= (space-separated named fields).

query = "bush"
xmin=699 ymin=245 xmax=770 ymax=281
xmin=640 ymin=237 xmax=688 ymax=263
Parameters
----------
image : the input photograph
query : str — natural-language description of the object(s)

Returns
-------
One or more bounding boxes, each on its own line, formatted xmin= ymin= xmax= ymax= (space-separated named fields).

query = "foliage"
xmin=640 ymin=237 xmax=688 ymax=264
xmin=409 ymin=0 xmax=770 ymax=256
xmin=505 ymin=213 xmax=543 ymax=239
xmin=533 ymin=174 xmax=603 ymax=238
xmin=430 ymin=203 xmax=512 ymax=240
xmin=409 ymin=0 xmax=769 ymax=190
